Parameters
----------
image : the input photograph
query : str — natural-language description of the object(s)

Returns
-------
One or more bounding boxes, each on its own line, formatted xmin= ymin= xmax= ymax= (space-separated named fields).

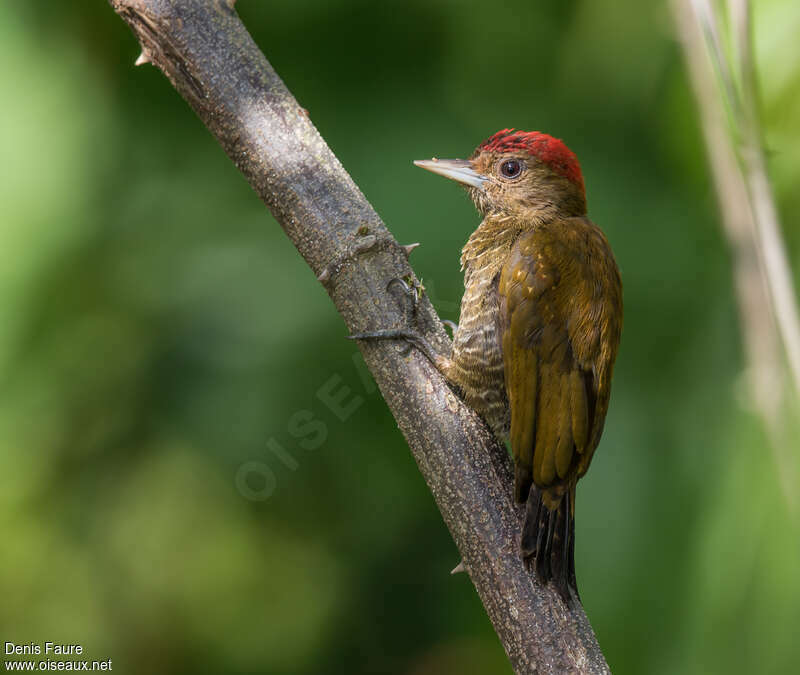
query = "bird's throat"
xmin=460 ymin=215 xmax=524 ymax=276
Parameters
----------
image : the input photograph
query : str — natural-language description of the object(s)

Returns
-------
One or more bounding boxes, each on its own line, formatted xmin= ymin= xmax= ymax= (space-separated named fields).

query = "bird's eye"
xmin=499 ymin=159 xmax=523 ymax=179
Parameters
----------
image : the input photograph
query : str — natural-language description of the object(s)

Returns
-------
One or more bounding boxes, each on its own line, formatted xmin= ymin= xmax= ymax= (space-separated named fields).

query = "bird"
xmin=354 ymin=129 xmax=622 ymax=603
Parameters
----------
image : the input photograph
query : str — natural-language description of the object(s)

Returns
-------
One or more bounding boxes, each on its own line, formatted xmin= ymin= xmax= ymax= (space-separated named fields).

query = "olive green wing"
xmin=498 ymin=231 xmax=594 ymax=502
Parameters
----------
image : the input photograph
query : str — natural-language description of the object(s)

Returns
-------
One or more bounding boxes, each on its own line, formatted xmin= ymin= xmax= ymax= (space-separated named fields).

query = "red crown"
xmin=477 ymin=129 xmax=584 ymax=192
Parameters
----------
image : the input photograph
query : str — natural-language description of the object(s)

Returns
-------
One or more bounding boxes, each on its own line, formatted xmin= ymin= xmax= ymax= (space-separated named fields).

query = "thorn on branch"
xmin=317 ymin=267 xmax=331 ymax=285
xmin=403 ymin=242 xmax=420 ymax=256
xmin=353 ymin=234 xmax=377 ymax=254
xmin=135 ymin=51 xmax=151 ymax=66
xmin=451 ymin=561 xmax=466 ymax=575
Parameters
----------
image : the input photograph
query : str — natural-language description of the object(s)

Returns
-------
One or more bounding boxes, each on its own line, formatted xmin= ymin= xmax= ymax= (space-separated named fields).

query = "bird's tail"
xmin=520 ymin=484 xmax=577 ymax=604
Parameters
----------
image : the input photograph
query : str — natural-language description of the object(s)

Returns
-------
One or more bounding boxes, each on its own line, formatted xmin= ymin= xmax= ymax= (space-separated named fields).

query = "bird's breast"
xmin=450 ymin=264 xmax=509 ymax=438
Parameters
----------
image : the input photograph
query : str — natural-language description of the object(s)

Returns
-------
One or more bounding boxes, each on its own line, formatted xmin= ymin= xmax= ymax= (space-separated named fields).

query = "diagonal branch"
xmin=108 ymin=1 xmax=609 ymax=672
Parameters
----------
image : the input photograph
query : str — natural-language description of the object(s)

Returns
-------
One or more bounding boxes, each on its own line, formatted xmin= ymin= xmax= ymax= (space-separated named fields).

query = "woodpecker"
xmin=356 ymin=129 xmax=622 ymax=602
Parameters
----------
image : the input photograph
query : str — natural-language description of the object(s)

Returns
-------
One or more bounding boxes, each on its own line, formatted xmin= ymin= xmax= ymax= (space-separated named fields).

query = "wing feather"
xmin=569 ymin=370 xmax=588 ymax=454
xmin=555 ymin=373 xmax=573 ymax=479
xmin=499 ymin=224 xmax=618 ymax=498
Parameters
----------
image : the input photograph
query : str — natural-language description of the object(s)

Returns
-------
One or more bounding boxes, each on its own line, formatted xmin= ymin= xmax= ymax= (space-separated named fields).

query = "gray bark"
xmin=108 ymin=1 xmax=610 ymax=672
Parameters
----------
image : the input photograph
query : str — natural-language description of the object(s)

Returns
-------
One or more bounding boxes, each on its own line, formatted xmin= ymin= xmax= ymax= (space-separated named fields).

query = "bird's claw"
xmin=385 ymin=278 xmax=415 ymax=355
xmin=349 ymin=275 xmax=445 ymax=367
xmin=387 ymin=276 xmax=425 ymax=328
xmin=441 ymin=319 xmax=458 ymax=338
xmin=389 ymin=277 xmax=457 ymax=340
xmin=348 ymin=327 xmax=443 ymax=366
xmin=372 ymin=276 xmax=425 ymax=355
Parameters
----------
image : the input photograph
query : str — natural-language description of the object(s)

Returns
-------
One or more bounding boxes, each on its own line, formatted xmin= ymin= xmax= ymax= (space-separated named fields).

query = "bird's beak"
xmin=413 ymin=158 xmax=487 ymax=190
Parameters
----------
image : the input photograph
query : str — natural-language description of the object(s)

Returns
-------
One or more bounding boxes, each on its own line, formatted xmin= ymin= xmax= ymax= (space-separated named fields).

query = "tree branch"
xmin=108 ymin=1 xmax=609 ymax=671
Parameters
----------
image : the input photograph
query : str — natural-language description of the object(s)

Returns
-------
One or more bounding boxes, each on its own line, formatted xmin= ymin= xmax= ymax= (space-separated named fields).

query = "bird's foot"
xmin=349 ymin=327 xmax=449 ymax=367
xmin=389 ymin=276 xmax=424 ymax=330
xmin=348 ymin=277 xmax=454 ymax=375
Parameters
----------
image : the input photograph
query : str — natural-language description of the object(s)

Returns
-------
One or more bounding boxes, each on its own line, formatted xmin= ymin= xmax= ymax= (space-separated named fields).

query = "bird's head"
xmin=415 ymin=129 xmax=586 ymax=221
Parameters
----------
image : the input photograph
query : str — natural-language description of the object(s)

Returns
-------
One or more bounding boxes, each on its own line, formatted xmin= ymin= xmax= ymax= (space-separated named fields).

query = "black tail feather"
xmin=568 ymin=497 xmax=578 ymax=594
xmin=521 ymin=485 xmax=578 ymax=605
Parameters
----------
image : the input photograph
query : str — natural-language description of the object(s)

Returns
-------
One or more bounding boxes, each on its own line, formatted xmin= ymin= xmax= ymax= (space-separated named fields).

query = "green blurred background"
xmin=2 ymin=1 xmax=799 ymax=673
